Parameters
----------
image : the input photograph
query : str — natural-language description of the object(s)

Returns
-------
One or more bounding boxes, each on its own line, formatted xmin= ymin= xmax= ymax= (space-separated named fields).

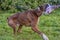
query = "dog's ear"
xmin=37 ymin=7 xmax=40 ymax=11
xmin=39 ymin=5 xmax=44 ymax=11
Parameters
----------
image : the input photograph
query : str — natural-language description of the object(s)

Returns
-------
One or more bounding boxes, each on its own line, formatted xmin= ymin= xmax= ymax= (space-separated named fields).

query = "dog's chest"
xmin=37 ymin=18 xmax=40 ymax=25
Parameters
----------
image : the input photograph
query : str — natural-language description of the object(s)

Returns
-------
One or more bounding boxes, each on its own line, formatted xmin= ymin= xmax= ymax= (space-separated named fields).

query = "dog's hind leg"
xmin=17 ymin=25 xmax=22 ymax=33
xmin=31 ymin=26 xmax=49 ymax=40
xmin=8 ymin=20 xmax=17 ymax=35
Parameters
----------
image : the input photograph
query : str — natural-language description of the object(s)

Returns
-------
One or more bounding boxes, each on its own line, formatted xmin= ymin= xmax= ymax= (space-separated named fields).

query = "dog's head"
xmin=34 ymin=4 xmax=51 ymax=17
xmin=36 ymin=5 xmax=44 ymax=12
xmin=34 ymin=4 xmax=48 ymax=17
xmin=38 ymin=4 xmax=49 ymax=11
xmin=34 ymin=6 xmax=44 ymax=17
xmin=38 ymin=4 xmax=51 ymax=14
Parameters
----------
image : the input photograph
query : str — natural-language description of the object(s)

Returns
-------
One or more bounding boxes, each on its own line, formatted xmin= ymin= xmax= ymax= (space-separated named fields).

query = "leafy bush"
xmin=49 ymin=0 xmax=60 ymax=5
xmin=0 ymin=0 xmax=60 ymax=12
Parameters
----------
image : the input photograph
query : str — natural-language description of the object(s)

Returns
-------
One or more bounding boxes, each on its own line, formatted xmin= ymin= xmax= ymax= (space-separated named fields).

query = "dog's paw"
xmin=17 ymin=30 xmax=22 ymax=33
xmin=42 ymin=34 xmax=49 ymax=40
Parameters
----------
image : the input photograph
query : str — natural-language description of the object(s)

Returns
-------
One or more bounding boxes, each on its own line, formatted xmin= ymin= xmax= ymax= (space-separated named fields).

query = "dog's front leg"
xmin=31 ymin=26 xmax=49 ymax=40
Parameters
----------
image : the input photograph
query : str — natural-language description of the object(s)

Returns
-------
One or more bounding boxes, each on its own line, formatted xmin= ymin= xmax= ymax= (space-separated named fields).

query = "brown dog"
xmin=7 ymin=5 xmax=49 ymax=40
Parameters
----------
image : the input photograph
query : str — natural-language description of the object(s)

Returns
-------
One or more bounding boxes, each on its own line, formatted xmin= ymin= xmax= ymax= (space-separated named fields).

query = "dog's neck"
xmin=34 ymin=7 xmax=43 ymax=17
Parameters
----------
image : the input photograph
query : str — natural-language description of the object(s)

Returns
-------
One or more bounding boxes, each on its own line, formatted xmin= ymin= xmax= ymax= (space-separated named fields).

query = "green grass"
xmin=0 ymin=9 xmax=60 ymax=40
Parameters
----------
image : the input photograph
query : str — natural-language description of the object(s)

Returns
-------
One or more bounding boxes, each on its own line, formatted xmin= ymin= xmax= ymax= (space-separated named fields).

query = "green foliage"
xmin=0 ymin=0 xmax=12 ymax=10
xmin=0 ymin=0 xmax=60 ymax=12
xmin=49 ymin=0 xmax=60 ymax=4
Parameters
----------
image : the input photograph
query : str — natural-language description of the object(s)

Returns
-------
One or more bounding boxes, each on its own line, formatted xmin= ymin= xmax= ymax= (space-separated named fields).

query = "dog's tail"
xmin=7 ymin=17 xmax=8 ymax=19
xmin=7 ymin=17 xmax=9 ymax=23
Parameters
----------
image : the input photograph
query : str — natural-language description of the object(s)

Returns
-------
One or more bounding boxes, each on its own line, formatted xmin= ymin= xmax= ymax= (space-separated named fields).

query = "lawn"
xmin=0 ymin=8 xmax=60 ymax=40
